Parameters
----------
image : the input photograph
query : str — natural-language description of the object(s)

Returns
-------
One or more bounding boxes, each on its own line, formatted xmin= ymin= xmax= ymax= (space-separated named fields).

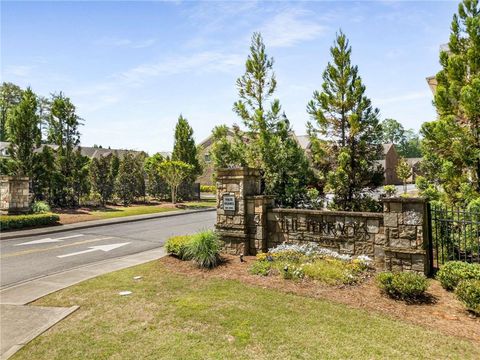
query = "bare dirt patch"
xmin=160 ymin=254 xmax=480 ymax=343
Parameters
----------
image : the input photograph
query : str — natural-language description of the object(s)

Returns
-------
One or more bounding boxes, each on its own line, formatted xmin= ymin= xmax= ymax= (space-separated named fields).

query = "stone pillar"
xmin=246 ymin=195 xmax=275 ymax=255
xmin=0 ymin=176 xmax=31 ymax=214
xmin=383 ymin=197 xmax=428 ymax=274
xmin=215 ymin=168 xmax=262 ymax=255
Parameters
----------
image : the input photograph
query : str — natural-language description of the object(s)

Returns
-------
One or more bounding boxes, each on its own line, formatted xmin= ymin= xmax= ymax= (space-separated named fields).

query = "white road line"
xmin=57 ymin=242 xmax=131 ymax=258
xmin=15 ymin=234 xmax=85 ymax=246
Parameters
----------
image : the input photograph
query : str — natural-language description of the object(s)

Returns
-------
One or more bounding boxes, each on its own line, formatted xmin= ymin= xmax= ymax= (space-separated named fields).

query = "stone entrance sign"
xmin=215 ymin=167 xmax=430 ymax=274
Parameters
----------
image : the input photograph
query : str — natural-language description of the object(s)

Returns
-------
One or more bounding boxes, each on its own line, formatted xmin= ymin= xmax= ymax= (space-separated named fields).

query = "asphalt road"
xmin=0 ymin=211 xmax=216 ymax=289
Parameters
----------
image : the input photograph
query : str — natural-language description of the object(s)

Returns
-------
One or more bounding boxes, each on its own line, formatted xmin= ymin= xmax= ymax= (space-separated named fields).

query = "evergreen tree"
xmin=420 ymin=0 xmax=480 ymax=205
xmin=133 ymin=153 xmax=147 ymax=200
xmin=225 ymin=32 xmax=311 ymax=206
xmin=72 ymin=150 xmax=90 ymax=204
xmin=171 ymin=115 xmax=202 ymax=182
xmin=0 ymin=82 xmax=23 ymax=141
xmin=6 ymin=88 xmax=42 ymax=176
xmin=144 ymin=153 xmax=169 ymax=200
xmin=110 ymin=153 xmax=120 ymax=180
xmin=115 ymin=153 xmax=139 ymax=206
xmin=32 ymin=146 xmax=57 ymax=202
xmin=210 ymin=124 xmax=247 ymax=169
xmin=90 ymin=155 xmax=114 ymax=206
xmin=48 ymin=92 xmax=83 ymax=206
xmin=307 ymin=31 xmax=383 ymax=211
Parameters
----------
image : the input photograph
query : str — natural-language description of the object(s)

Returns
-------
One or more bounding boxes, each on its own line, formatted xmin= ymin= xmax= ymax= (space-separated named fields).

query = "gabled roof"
xmin=294 ymin=134 xmax=311 ymax=150
xmin=382 ymin=143 xmax=395 ymax=155
xmin=198 ymin=127 xmax=236 ymax=149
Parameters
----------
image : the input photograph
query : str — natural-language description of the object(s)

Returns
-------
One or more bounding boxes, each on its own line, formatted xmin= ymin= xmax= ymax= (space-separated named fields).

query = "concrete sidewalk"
xmin=0 ymin=246 xmax=167 ymax=359
xmin=0 ymin=207 xmax=215 ymax=240
xmin=0 ymin=304 xmax=79 ymax=360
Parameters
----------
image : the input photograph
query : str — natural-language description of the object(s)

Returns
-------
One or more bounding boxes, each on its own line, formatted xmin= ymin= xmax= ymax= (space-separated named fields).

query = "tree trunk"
xmin=171 ymin=186 xmax=176 ymax=204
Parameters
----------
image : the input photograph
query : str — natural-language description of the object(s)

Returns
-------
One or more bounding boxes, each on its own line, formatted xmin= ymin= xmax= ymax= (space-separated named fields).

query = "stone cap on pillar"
xmin=381 ymin=197 xmax=427 ymax=203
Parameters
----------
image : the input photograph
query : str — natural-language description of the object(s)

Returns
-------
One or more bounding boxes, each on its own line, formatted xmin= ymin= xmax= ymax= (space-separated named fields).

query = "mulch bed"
xmin=160 ymin=254 xmax=480 ymax=343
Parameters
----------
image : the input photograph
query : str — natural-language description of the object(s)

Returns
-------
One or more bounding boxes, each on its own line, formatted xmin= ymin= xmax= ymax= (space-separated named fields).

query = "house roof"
xmin=294 ymin=135 xmax=311 ymax=150
xmin=2 ymin=142 xmax=142 ymax=159
xmin=382 ymin=143 xmax=395 ymax=155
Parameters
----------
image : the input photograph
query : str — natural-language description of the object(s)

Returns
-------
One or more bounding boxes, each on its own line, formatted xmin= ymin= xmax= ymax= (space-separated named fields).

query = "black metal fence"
xmin=428 ymin=203 xmax=480 ymax=269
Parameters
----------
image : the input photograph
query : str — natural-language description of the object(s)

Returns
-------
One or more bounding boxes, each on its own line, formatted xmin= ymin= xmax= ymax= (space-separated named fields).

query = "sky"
xmin=1 ymin=0 xmax=459 ymax=154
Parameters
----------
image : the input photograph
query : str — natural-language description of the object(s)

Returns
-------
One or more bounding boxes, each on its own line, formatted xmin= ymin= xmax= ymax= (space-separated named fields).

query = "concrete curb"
xmin=0 ymin=207 xmax=215 ymax=240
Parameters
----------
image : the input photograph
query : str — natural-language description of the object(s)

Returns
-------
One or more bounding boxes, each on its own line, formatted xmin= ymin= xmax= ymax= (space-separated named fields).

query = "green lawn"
xmin=88 ymin=200 xmax=216 ymax=220
xmin=15 ymin=261 xmax=479 ymax=360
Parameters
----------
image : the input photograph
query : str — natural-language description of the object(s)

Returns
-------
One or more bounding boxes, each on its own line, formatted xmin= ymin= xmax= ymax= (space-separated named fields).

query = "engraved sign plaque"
xmin=223 ymin=195 xmax=235 ymax=211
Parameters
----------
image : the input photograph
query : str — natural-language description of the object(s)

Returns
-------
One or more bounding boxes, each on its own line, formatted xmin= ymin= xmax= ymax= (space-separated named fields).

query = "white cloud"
xmin=94 ymin=37 xmax=156 ymax=49
xmin=118 ymin=51 xmax=243 ymax=84
xmin=260 ymin=9 xmax=326 ymax=48
xmin=3 ymin=65 xmax=34 ymax=77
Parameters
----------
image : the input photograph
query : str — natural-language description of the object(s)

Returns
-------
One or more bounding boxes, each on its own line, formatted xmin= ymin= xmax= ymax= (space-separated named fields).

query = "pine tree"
xmin=229 ymin=32 xmax=311 ymax=206
xmin=0 ymin=82 xmax=23 ymax=141
xmin=171 ymin=115 xmax=202 ymax=182
xmin=307 ymin=31 xmax=383 ymax=211
xmin=90 ymin=155 xmax=114 ymax=206
xmin=420 ymin=0 xmax=480 ymax=205
xmin=6 ymin=88 xmax=42 ymax=176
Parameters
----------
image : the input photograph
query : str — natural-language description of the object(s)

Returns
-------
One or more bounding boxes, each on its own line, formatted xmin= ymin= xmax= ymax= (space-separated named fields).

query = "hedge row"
xmin=200 ymin=185 xmax=216 ymax=194
xmin=0 ymin=213 xmax=60 ymax=230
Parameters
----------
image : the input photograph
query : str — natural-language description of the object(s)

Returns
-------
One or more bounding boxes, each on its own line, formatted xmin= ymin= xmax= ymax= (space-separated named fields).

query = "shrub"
xmin=281 ymin=263 xmax=304 ymax=280
xmin=383 ymin=185 xmax=397 ymax=198
xmin=377 ymin=272 xmax=429 ymax=301
xmin=165 ymin=235 xmax=193 ymax=260
xmin=30 ymin=201 xmax=51 ymax=214
xmin=436 ymin=261 xmax=480 ymax=291
xmin=455 ymin=279 xmax=480 ymax=315
xmin=249 ymin=260 xmax=272 ymax=276
xmin=200 ymin=185 xmax=216 ymax=194
xmin=0 ymin=213 xmax=60 ymax=230
xmin=185 ymin=230 xmax=221 ymax=268
xmin=303 ymin=259 xmax=353 ymax=285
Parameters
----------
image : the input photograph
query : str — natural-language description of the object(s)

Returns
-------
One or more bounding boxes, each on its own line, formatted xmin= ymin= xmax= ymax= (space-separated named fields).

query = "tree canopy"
xmin=307 ymin=31 xmax=383 ymax=211
xmin=419 ymin=0 xmax=480 ymax=205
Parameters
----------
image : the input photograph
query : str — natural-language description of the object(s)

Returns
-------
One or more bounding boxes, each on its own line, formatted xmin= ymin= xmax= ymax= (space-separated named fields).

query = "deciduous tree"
xmin=0 ymin=82 xmax=23 ymax=141
xmin=396 ymin=157 xmax=412 ymax=194
xmin=159 ymin=160 xmax=193 ymax=204
xmin=6 ymin=88 xmax=42 ymax=176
